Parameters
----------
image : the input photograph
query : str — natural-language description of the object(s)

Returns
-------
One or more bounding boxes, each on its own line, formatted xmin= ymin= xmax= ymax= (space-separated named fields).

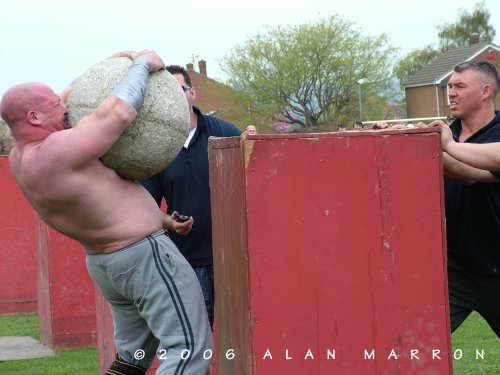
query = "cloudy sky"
xmin=0 ymin=0 xmax=498 ymax=98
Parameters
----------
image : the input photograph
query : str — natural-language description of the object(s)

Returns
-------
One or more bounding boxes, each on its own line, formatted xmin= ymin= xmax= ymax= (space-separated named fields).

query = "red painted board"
xmin=209 ymin=130 xmax=452 ymax=374
xmin=0 ymin=156 xmax=37 ymax=314
xmin=37 ymin=217 xmax=97 ymax=348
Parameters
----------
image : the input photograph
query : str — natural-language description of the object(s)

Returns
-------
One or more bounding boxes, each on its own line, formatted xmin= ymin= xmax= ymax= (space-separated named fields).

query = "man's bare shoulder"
xmin=34 ymin=128 xmax=86 ymax=168
xmin=10 ymin=132 xmax=75 ymax=190
xmin=8 ymin=147 xmax=21 ymax=180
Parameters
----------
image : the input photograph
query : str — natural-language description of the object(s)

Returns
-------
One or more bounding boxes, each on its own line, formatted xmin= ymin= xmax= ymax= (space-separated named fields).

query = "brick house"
xmin=184 ymin=60 xmax=247 ymax=131
xmin=404 ymin=35 xmax=500 ymax=119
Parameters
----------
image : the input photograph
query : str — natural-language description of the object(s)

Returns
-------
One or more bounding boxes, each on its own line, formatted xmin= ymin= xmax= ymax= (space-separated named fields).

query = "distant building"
xmin=404 ymin=34 xmax=500 ymax=119
xmin=185 ymin=60 xmax=246 ymax=130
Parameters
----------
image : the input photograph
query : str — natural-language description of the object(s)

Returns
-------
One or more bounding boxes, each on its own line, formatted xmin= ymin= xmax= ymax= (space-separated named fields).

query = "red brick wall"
xmin=189 ymin=71 xmax=246 ymax=129
xmin=405 ymin=85 xmax=438 ymax=118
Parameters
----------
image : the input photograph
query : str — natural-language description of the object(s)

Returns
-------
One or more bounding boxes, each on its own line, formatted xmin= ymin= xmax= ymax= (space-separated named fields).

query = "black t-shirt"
xmin=445 ymin=110 xmax=500 ymax=275
xmin=140 ymin=107 xmax=241 ymax=267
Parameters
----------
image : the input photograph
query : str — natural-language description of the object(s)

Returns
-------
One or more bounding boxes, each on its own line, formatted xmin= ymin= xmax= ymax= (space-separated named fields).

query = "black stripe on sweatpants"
xmin=148 ymin=236 xmax=195 ymax=375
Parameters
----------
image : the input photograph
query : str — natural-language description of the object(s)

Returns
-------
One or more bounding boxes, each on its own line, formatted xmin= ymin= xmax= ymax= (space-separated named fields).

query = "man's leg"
xmin=86 ymin=251 xmax=159 ymax=371
xmin=192 ymin=264 xmax=215 ymax=330
xmin=87 ymin=233 xmax=212 ymax=374
xmin=448 ymin=256 xmax=476 ymax=332
xmin=476 ymin=274 xmax=500 ymax=338
xmin=105 ymin=354 xmax=147 ymax=375
xmin=132 ymin=233 xmax=213 ymax=375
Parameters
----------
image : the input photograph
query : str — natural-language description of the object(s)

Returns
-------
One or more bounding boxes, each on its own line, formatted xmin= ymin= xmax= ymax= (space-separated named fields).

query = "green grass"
xmin=0 ymin=347 xmax=99 ymax=375
xmin=0 ymin=313 xmax=40 ymax=339
xmin=0 ymin=312 xmax=498 ymax=374
xmin=452 ymin=311 xmax=500 ymax=375
xmin=0 ymin=313 xmax=98 ymax=375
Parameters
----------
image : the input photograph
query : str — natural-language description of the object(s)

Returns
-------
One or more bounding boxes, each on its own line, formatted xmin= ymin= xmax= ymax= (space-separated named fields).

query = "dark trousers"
xmin=192 ymin=264 xmax=215 ymax=331
xmin=448 ymin=256 xmax=500 ymax=338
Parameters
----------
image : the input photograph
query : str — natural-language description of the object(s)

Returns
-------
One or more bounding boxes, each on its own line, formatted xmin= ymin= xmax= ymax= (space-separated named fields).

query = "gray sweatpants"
xmin=86 ymin=230 xmax=213 ymax=374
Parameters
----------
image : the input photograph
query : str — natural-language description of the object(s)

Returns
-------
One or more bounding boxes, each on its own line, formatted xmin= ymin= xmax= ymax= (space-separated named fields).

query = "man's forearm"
xmin=446 ymin=141 xmax=500 ymax=171
xmin=162 ymin=212 xmax=175 ymax=231
xmin=443 ymin=152 xmax=499 ymax=183
xmin=111 ymin=57 xmax=151 ymax=112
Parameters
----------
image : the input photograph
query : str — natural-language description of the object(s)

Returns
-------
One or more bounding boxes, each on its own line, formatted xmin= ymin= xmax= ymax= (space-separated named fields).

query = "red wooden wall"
xmin=209 ymin=130 xmax=452 ymax=374
xmin=0 ymin=156 xmax=37 ymax=314
xmin=36 ymin=218 xmax=97 ymax=348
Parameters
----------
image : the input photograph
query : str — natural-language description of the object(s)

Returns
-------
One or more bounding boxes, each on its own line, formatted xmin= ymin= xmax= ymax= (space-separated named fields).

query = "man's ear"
xmin=481 ymin=84 xmax=493 ymax=101
xmin=26 ymin=110 xmax=42 ymax=126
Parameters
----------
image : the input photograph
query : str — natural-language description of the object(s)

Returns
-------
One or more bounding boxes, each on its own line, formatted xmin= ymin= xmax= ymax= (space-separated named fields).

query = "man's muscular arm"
xmin=443 ymin=152 xmax=499 ymax=183
xmin=432 ymin=120 xmax=500 ymax=171
xmin=59 ymin=50 xmax=165 ymax=166
xmin=445 ymin=140 xmax=500 ymax=171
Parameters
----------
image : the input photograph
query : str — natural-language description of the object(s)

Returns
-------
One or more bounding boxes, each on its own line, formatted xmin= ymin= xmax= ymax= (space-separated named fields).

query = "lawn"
xmin=0 ymin=313 xmax=98 ymax=375
xmin=0 ymin=312 xmax=498 ymax=374
xmin=451 ymin=311 xmax=500 ymax=375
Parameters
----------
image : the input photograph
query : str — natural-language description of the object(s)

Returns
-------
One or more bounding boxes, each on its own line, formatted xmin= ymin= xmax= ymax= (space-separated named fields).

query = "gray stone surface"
xmin=0 ymin=336 xmax=54 ymax=361
xmin=67 ymin=57 xmax=190 ymax=180
xmin=0 ymin=118 xmax=14 ymax=155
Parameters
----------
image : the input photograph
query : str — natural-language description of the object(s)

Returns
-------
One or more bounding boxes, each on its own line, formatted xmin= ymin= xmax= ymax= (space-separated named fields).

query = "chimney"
xmin=198 ymin=60 xmax=207 ymax=76
xmin=186 ymin=63 xmax=194 ymax=71
xmin=469 ymin=33 xmax=480 ymax=45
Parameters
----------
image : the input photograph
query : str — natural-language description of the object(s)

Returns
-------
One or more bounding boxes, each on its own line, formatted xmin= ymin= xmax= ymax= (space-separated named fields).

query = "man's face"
xmin=247 ymin=125 xmax=257 ymax=135
xmin=448 ymin=69 xmax=486 ymax=119
xmin=172 ymin=73 xmax=195 ymax=109
xmin=38 ymin=87 xmax=69 ymax=130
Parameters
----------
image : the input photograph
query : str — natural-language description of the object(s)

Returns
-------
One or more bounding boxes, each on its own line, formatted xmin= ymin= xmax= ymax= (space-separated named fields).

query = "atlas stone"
xmin=0 ymin=118 xmax=14 ymax=155
xmin=67 ymin=57 xmax=190 ymax=180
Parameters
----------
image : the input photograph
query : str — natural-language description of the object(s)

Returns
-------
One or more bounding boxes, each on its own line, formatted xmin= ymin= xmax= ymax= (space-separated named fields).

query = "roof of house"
xmin=404 ymin=42 xmax=500 ymax=88
xmin=186 ymin=66 xmax=246 ymax=129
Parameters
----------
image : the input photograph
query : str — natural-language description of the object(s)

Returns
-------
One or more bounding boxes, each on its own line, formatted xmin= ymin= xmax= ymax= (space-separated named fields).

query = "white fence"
xmin=363 ymin=116 xmax=447 ymax=125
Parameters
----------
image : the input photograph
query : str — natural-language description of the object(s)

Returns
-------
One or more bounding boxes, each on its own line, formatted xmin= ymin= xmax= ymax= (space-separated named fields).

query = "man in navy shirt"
xmin=140 ymin=65 xmax=242 ymax=329
xmin=430 ymin=60 xmax=500 ymax=338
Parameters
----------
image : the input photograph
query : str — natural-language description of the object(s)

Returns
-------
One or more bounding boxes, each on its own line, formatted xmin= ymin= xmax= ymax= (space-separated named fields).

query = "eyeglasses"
xmin=181 ymin=85 xmax=191 ymax=92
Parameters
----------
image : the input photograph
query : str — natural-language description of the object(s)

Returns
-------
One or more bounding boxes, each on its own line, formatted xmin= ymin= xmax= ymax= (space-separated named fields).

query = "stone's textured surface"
xmin=67 ymin=57 xmax=190 ymax=180
xmin=0 ymin=118 xmax=14 ymax=155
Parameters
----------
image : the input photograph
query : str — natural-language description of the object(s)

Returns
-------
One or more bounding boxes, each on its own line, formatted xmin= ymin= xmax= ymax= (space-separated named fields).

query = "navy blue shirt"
xmin=140 ymin=107 xmax=241 ymax=267
xmin=445 ymin=110 xmax=500 ymax=275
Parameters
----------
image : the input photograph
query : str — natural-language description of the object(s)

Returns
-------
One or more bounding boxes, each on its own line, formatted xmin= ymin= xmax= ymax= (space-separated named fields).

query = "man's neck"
xmin=459 ymin=106 xmax=496 ymax=142
xmin=11 ymin=125 xmax=50 ymax=150
xmin=190 ymin=110 xmax=198 ymax=131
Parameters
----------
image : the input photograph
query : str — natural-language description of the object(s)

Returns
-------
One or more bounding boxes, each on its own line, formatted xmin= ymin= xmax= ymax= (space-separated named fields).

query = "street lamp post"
xmin=357 ymin=78 xmax=366 ymax=122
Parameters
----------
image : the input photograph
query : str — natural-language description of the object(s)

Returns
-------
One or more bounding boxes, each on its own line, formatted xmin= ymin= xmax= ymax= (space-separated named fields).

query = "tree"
xmin=394 ymin=1 xmax=495 ymax=88
xmin=221 ymin=15 xmax=397 ymax=129
xmin=393 ymin=46 xmax=440 ymax=88
xmin=437 ymin=1 xmax=495 ymax=50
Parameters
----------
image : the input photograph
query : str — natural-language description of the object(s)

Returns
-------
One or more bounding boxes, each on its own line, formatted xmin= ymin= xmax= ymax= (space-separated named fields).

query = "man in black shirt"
xmin=140 ymin=65 xmax=241 ymax=329
xmin=430 ymin=60 xmax=500 ymax=338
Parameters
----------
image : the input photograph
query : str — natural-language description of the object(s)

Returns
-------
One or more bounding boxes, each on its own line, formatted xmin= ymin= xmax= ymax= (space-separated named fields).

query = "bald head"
xmin=1 ymin=83 xmax=54 ymax=128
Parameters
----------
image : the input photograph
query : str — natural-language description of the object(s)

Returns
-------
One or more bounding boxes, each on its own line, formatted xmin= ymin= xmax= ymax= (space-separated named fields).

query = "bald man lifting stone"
xmin=0 ymin=50 xmax=212 ymax=375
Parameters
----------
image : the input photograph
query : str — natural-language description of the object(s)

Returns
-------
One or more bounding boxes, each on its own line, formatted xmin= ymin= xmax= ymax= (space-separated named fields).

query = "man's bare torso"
xmin=10 ymin=129 xmax=163 ymax=254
